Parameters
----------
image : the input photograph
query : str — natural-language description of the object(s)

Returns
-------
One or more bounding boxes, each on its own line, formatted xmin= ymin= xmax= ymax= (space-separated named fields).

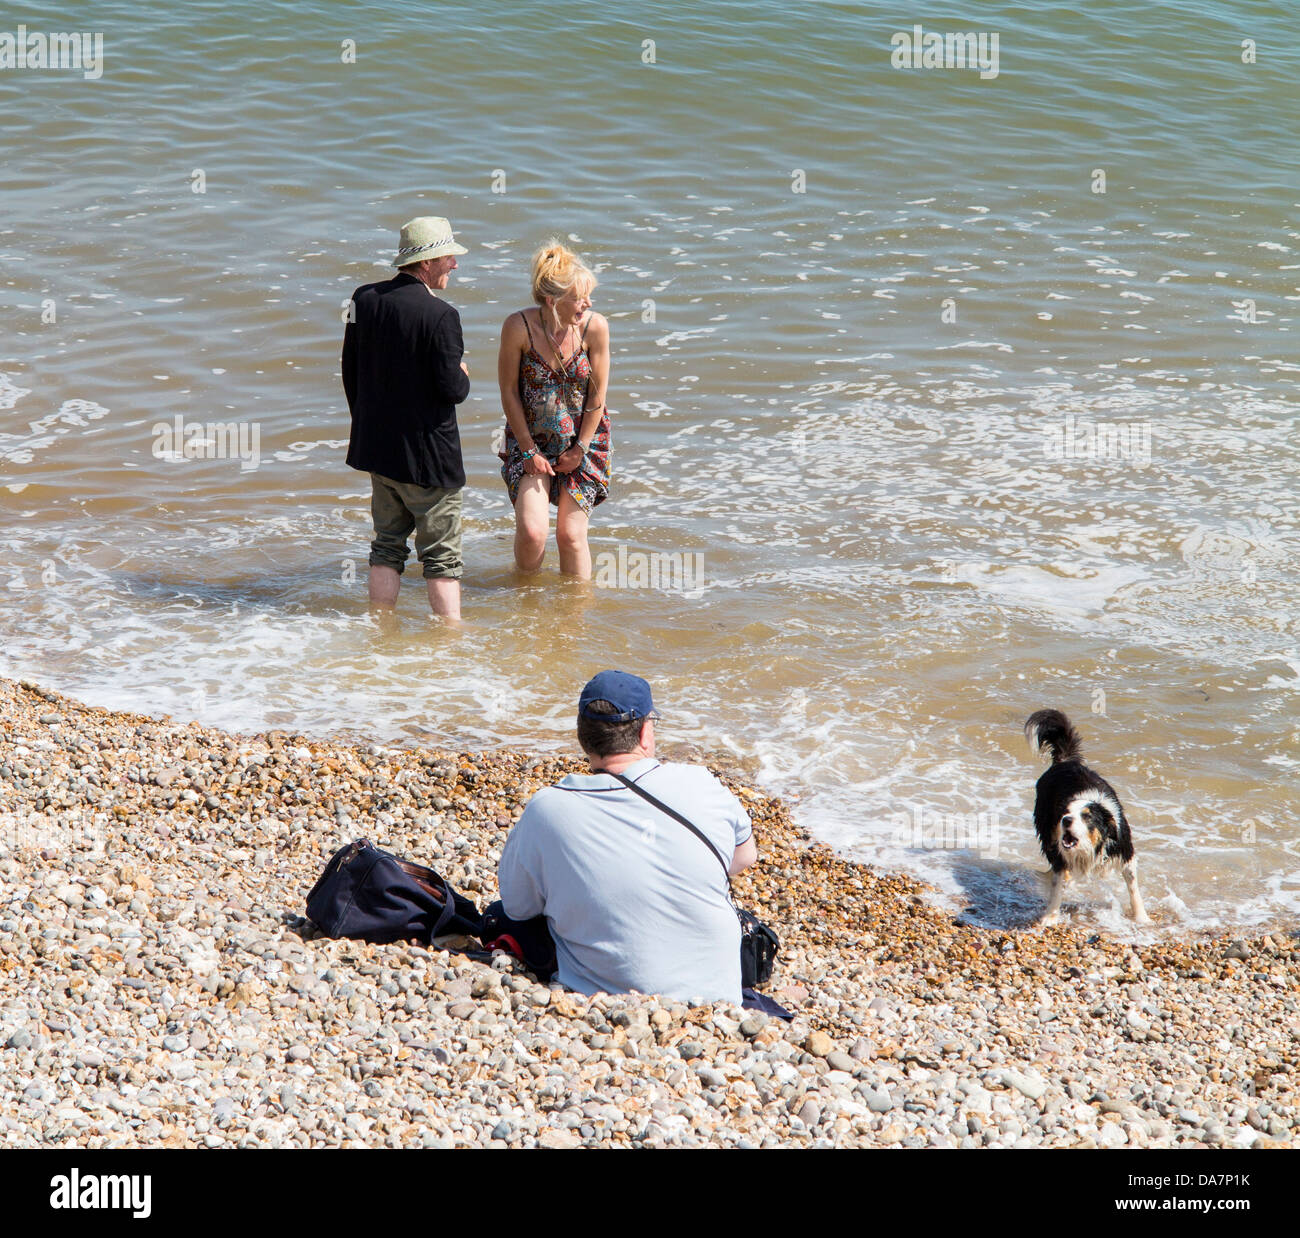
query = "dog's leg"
xmin=1039 ymin=869 xmax=1067 ymax=926
xmin=1123 ymin=858 xmax=1151 ymax=924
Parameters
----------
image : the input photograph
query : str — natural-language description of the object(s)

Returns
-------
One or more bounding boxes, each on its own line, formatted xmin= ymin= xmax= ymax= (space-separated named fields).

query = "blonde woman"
xmin=498 ymin=241 xmax=610 ymax=577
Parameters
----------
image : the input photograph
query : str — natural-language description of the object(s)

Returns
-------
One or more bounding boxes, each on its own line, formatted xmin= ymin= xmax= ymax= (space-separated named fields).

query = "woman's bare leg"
xmin=556 ymin=490 xmax=591 ymax=579
xmin=514 ymin=475 xmax=551 ymax=572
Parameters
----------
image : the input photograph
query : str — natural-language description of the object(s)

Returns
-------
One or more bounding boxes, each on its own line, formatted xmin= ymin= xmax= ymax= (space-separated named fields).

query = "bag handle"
xmin=366 ymin=842 xmax=460 ymax=939
xmin=608 ymin=770 xmax=733 ymax=891
xmin=429 ymin=873 xmax=458 ymax=938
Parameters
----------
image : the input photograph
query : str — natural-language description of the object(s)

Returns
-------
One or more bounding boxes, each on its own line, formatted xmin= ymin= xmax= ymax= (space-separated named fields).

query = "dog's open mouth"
xmin=1061 ymin=834 xmax=1078 ymax=850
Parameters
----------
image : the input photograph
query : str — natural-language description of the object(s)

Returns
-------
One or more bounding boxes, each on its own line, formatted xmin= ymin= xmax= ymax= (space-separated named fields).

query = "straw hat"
xmin=393 ymin=216 xmax=468 ymax=267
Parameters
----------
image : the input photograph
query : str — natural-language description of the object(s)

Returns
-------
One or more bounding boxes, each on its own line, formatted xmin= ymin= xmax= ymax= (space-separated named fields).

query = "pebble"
xmin=861 ymin=1087 xmax=895 ymax=1114
xmin=1001 ymin=1070 xmax=1046 ymax=1101
xmin=796 ymin=1099 xmax=821 ymax=1127
xmin=805 ymin=1031 xmax=834 ymax=1058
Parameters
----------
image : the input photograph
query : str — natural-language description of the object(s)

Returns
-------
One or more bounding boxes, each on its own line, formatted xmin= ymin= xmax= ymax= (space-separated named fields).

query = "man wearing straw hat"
xmin=343 ymin=216 xmax=471 ymax=620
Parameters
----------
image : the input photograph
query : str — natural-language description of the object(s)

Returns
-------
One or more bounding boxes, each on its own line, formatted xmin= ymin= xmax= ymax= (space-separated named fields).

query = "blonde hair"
xmin=531 ymin=240 xmax=596 ymax=311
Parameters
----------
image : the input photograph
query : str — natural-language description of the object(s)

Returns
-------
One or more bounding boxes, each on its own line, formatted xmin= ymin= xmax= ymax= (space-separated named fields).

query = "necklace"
xmin=544 ymin=312 xmax=574 ymax=372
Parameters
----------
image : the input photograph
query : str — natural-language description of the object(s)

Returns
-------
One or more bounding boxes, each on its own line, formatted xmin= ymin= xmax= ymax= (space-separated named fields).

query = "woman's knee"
xmin=517 ymin=506 xmax=549 ymax=544
xmin=555 ymin=514 xmax=588 ymax=553
xmin=514 ymin=524 xmax=548 ymax=572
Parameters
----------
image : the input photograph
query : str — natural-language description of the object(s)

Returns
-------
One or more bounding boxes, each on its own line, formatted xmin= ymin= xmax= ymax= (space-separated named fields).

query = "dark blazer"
xmin=342 ymin=272 xmax=471 ymax=489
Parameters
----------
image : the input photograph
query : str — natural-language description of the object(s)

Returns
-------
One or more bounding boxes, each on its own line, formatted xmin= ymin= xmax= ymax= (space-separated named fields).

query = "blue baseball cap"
xmin=578 ymin=670 xmax=659 ymax=722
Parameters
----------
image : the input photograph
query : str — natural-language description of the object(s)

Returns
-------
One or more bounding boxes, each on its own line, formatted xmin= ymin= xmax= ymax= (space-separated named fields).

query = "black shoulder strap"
xmin=518 ymin=309 xmax=536 ymax=348
xmin=609 ymin=770 xmax=732 ymax=886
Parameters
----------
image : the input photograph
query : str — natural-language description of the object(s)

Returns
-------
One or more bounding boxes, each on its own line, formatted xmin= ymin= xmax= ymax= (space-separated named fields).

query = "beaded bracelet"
xmin=520 ymin=447 xmax=537 ymax=462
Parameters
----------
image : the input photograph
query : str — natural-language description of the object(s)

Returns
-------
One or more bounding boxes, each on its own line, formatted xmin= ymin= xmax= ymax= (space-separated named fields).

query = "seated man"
xmin=497 ymin=670 xmax=758 ymax=1004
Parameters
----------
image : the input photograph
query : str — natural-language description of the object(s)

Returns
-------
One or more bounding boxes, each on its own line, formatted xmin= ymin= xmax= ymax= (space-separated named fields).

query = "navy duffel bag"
xmin=306 ymin=839 xmax=483 ymax=944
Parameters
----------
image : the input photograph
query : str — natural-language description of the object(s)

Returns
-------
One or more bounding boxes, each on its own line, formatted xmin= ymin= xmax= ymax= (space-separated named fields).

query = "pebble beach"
xmin=0 ymin=674 xmax=1295 ymax=1150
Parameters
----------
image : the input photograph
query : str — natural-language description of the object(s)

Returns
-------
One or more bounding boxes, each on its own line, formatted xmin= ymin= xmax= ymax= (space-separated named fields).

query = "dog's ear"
xmin=1088 ymin=801 xmax=1117 ymax=838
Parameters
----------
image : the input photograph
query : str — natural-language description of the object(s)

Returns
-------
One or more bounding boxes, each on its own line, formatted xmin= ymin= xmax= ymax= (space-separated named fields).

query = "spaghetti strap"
xmin=580 ymin=314 xmax=591 ymax=346
xmin=519 ymin=309 xmax=535 ymax=348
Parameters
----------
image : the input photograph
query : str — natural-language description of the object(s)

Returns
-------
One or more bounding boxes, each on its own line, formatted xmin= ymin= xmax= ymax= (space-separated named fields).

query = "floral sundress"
xmin=500 ymin=310 xmax=611 ymax=514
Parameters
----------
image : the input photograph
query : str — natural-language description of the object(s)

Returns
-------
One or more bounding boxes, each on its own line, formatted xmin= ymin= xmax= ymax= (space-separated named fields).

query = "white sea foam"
xmin=0 ymin=373 xmax=32 ymax=411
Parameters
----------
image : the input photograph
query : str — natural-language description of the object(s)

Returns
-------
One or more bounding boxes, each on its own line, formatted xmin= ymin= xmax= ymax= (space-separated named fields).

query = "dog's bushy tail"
xmin=1025 ymin=709 xmax=1083 ymax=763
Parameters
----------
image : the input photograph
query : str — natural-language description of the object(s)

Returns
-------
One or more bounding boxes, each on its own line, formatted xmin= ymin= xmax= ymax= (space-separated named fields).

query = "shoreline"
xmin=0 ymin=675 xmax=1295 ymax=1147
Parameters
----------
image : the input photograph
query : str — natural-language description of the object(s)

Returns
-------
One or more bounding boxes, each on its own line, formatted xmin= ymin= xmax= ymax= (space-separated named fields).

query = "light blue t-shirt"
xmin=497 ymin=758 xmax=753 ymax=1004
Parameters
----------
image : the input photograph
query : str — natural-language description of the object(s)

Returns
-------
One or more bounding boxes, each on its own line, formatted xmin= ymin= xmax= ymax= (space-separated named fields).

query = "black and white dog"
xmin=1025 ymin=709 xmax=1150 ymax=926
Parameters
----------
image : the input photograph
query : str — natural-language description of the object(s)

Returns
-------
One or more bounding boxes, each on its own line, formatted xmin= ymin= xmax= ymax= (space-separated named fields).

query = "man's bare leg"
xmin=368 ymin=564 xmax=401 ymax=609
xmin=427 ymin=577 xmax=461 ymax=621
